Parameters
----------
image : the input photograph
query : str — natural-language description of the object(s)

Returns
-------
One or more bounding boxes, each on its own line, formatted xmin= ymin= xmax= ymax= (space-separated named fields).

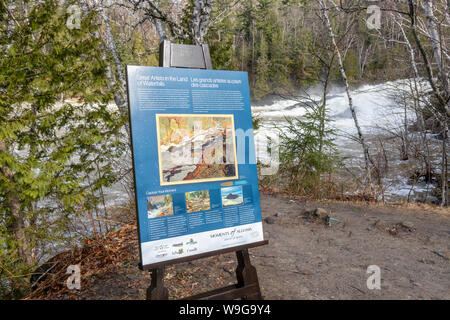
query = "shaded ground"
xmin=29 ymin=194 xmax=450 ymax=300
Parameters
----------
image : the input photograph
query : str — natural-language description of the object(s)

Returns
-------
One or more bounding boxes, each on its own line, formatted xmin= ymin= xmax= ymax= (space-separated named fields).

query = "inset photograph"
xmin=221 ymin=186 xmax=243 ymax=207
xmin=186 ymin=190 xmax=211 ymax=213
xmin=147 ymin=194 xmax=174 ymax=219
xmin=156 ymin=114 xmax=238 ymax=186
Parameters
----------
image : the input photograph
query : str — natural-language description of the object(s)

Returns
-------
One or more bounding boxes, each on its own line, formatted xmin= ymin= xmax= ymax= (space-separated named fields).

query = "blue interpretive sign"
xmin=126 ymin=66 xmax=264 ymax=267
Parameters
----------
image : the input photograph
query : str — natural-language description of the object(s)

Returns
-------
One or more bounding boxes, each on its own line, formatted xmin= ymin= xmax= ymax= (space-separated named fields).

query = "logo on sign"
xmin=172 ymin=249 xmax=184 ymax=255
xmin=186 ymin=238 xmax=198 ymax=245
xmin=172 ymin=242 xmax=183 ymax=247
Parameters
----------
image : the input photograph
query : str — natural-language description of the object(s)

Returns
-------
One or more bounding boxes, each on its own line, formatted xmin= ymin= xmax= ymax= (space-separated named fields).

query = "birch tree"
xmin=317 ymin=0 xmax=375 ymax=187
xmin=406 ymin=0 xmax=449 ymax=117
xmin=405 ymin=0 xmax=449 ymax=206
xmin=191 ymin=0 xmax=214 ymax=45
xmin=99 ymin=8 xmax=129 ymax=121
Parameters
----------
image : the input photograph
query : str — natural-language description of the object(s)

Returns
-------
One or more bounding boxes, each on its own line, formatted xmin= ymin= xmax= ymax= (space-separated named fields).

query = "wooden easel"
xmin=143 ymin=40 xmax=268 ymax=300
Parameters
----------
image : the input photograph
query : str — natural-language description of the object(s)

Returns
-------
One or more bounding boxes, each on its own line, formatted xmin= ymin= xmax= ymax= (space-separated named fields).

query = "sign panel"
xmin=126 ymin=66 xmax=264 ymax=267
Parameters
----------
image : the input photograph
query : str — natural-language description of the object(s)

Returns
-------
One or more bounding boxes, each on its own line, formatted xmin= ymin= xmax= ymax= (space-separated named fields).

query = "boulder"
xmin=264 ymin=216 xmax=276 ymax=224
xmin=304 ymin=208 xmax=329 ymax=222
xmin=313 ymin=208 xmax=329 ymax=220
xmin=401 ymin=221 xmax=414 ymax=229
xmin=327 ymin=216 xmax=341 ymax=227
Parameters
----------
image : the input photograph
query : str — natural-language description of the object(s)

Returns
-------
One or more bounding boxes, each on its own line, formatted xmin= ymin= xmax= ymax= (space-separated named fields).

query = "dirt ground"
xmin=50 ymin=194 xmax=450 ymax=300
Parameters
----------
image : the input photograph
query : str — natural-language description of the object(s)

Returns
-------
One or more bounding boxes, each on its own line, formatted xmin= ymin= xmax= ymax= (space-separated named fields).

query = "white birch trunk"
xmin=423 ymin=0 xmax=447 ymax=93
xmin=153 ymin=18 xmax=168 ymax=42
xmin=407 ymin=0 xmax=449 ymax=117
xmin=441 ymin=122 xmax=448 ymax=207
xmin=423 ymin=0 xmax=450 ymax=128
xmin=192 ymin=0 xmax=214 ymax=45
xmin=317 ymin=0 xmax=373 ymax=184
xmin=99 ymin=9 xmax=127 ymax=115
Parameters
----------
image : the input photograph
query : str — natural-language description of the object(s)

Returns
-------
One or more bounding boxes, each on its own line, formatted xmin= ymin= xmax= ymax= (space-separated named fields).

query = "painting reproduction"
xmin=221 ymin=186 xmax=244 ymax=207
xmin=156 ymin=114 xmax=238 ymax=185
xmin=147 ymin=195 xmax=174 ymax=219
xmin=185 ymin=190 xmax=211 ymax=213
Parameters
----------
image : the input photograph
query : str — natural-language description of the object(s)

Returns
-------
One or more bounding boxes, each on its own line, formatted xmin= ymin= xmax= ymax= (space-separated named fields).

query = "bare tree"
xmin=405 ymin=0 xmax=449 ymax=206
xmin=129 ymin=0 xmax=215 ymax=44
xmin=406 ymin=0 xmax=449 ymax=117
xmin=317 ymin=0 xmax=375 ymax=189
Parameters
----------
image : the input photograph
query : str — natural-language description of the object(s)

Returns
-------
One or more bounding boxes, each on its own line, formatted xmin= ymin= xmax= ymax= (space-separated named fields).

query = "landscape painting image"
xmin=221 ymin=186 xmax=243 ymax=207
xmin=185 ymin=190 xmax=211 ymax=213
xmin=156 ymin=114 xmax=238 ymax=185
xmin=147 ymin=195 xmax=174 ymax=219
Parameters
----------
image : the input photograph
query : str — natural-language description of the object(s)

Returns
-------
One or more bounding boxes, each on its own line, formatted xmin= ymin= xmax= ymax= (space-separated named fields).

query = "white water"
xmin=252 ymin=79 xmax=441 ymax=202
xmin=253 ymin=80 xmax=420 ymax=134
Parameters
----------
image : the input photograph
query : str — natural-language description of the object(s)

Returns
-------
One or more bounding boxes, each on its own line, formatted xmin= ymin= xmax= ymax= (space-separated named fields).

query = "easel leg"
xmin=146 ymin=267 xmax=169 ymax=300
xmin=235 ymin=249 xmax=262 ymax=300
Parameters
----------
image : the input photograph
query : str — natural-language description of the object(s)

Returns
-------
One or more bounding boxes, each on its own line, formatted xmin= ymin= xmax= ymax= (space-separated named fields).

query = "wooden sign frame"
xmin=129 ymin=40 xmax=268 ymax=300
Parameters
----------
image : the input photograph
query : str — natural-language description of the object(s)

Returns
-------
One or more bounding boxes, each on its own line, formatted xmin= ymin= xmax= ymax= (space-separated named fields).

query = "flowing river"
xmin=252 ymin=79 xmax=443 ymax=203
xmin=103 ymin=79 xmax=443 ymax=207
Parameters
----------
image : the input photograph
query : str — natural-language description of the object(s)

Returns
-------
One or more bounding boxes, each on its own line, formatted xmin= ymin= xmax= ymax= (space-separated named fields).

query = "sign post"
xmin=126 ymin=40 xmax=268 ymax=300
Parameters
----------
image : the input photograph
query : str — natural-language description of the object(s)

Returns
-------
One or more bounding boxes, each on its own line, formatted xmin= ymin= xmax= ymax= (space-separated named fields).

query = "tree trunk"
xmin=153 ymin=18 xmax=168 ymax=42
xmin=192 ymin=0 xmax=214 ymax=45
xmin=318 ymin=64 xmax=331 ymax=153
xmin=317 ymin=0 xmax=373 ymax=185
xmin=0 ymin=141 xmax=33 ymax=266
xmin=407 ymin=0 xmax=449 ymax=117
xmin=99 ymin=9 xmax=128 ymax=118
xmin=423 ymin=0 xmax=447 ymax=93
xmin=396 ymin=17 xmax=433 ymax=178
xmin=441 ymin=122 xmax=448 ymax=207
xmin=98 ymin=8 xmax=130 ymax=140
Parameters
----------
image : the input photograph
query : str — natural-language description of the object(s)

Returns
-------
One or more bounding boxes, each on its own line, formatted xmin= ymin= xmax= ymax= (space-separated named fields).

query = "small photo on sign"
xmin=185 ymin=190 xmax=211 ymax=213
xmin=147 ymin=195 xmax=174 ymax=219
xmin=186 ymin=190 xmax=211 ymax=213
xmin=156 ymin=114 xmax=238 ymax=186
xmin=221 ymin=186 xmax=243 ymax=207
